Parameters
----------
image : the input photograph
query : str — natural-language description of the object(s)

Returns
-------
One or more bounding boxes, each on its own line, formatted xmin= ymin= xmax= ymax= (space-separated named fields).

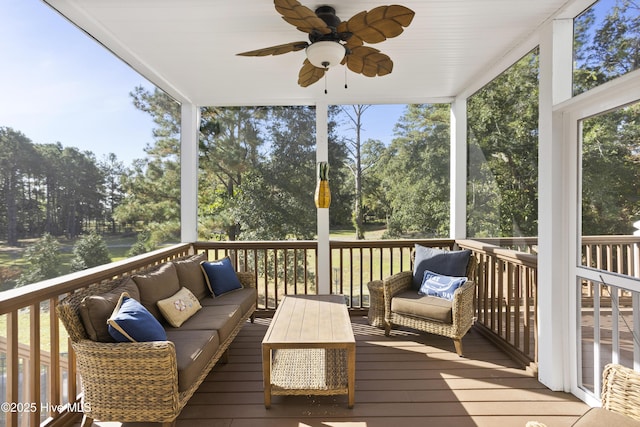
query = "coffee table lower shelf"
xmin=269 ymin=348 xmax=349 ymax=396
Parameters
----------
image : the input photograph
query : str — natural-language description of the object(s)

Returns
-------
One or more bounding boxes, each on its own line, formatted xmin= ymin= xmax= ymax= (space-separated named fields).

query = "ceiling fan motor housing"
xmin=315 ymin=6 xmax=340 ymax=29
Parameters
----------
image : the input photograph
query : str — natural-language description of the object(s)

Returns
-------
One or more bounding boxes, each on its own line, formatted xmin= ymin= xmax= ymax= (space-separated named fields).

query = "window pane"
xmin=573 ymin=0 xmax=640 ymax=96
xmin=580 ymin=100 xmax=640 ymax=274
xmin=467 ymin=49 xmax=539 ymax=238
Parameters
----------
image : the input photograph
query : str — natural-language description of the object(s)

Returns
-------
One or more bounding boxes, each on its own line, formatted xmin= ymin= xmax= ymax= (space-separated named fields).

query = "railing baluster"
xmin=497 ymin=259 xmax=504 ymax=339
xmin=7 ymin=310 xmax=19 ymax=427
xmin=7 ymin=236 xmax=640 ymax=423
xmin=30 ymin=303 xmax=41 ymax=426
xmin=49 ymin=297 xmax=60 ymax=416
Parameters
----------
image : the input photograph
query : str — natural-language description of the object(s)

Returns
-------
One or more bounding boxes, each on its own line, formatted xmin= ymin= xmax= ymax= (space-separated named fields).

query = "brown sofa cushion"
xmin=391 ymin=290 xmax=453 ymax=324
xmin=167 ymin=304 xmax=242 ymax=343
xmin=173 ymin=253 xmax=209 ymax=300
xmin=79 ymin=277 xmax=140 ymax=342
xmin=133 ymin=262 xmax=181 ymax=322
xmin=572 ymin=407 xmax=640 ymax=426
xmin=165 ymin=329 xmax=220 ymax=392
xmin=200 ymin=287 xmax=257 ymax=315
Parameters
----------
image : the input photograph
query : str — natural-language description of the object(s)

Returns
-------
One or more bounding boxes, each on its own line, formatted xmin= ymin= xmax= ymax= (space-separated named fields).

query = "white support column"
xmin=537 ymin=18 xmax=573 ymax=391
xmin=316 ymin=101 xmax=330 ymax=294
xmin=450 ymin=98 xmax=467 ymax=239
xmin=180 ymin=102 xmax=200 ymax=243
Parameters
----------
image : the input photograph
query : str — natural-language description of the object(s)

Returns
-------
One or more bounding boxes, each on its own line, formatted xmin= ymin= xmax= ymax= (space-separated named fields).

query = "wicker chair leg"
xmin=453 ymin=339 xmax=463 ymax=357
xmin=80 ymin=415 xmax=93 ymax=427
xmin=251 ymin=313 xmax=255 ymax=323
xmin=384 ymin=323 xmax=391 ymax=337
xmin=161 ymin=421 xmax=176 ymax=427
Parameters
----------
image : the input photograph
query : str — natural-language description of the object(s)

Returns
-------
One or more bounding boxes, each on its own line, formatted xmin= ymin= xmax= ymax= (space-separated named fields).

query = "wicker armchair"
xmin=367 ymin=254 xmax=476 ymax=356
xmin=526 ymin=363 xmax=640 ymax=426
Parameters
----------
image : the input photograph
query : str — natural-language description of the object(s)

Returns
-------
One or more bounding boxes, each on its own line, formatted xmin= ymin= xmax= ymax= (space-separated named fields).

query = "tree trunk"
xmin=5 ymin=173 xmax=18 ymax=246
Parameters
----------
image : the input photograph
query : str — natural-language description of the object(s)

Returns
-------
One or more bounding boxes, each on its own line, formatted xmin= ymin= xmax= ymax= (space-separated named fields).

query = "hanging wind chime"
xmin=314 ymin=161 xmax=331 ymax=208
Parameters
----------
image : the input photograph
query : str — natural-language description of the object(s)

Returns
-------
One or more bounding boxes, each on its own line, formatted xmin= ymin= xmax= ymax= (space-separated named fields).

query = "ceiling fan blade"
xmin=345 ymin=46 xmax=393 ymax=77
xmin=237 ymin=41 xmax=309 ymax=57
xmin=337 ymin=5 xmax=415 ymax=48
xmin=274 ymin=0 xmax=331 ymax=35
xmin=298 ymin=59 xmax=326 ymax=87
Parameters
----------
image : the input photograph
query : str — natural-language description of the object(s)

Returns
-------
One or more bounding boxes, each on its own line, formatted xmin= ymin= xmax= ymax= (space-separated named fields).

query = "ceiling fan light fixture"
xmin=306 ymin=41 xmax=345 ymax=69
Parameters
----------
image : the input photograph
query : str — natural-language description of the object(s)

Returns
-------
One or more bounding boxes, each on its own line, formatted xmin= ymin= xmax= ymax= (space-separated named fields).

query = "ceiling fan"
xmin=237 ymin=0 xmax=415 ymax=88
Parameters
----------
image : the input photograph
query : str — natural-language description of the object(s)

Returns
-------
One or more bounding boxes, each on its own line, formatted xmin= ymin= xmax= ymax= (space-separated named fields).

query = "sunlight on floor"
xmin=298 ymin=423 xmax=367 ymax=427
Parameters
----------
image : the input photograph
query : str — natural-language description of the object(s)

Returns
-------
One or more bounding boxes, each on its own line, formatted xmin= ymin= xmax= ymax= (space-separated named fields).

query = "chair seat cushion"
xmin=166 ymin=304 xmax=242 ymax=343
xmin=165 ymin=329 xmax=220 ymax=392
xmin=572 ymin=407 xmax=640 ymax=426
xmin=391 ymin=290 xmax=453 ymax=324
xmin=200 ymin=287 xmax=257 ymax=315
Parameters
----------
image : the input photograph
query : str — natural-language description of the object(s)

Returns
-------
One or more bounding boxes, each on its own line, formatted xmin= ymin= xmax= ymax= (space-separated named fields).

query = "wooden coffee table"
xmin=262 ymin=294 xmax=356 ymax=408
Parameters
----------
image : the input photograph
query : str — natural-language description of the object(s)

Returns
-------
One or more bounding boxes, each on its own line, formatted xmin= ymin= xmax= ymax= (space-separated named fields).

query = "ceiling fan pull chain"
xmin=344 ymin=66 xmax=348 ymax=89
xmin=324 ymin=71 xmax=328 ymax=94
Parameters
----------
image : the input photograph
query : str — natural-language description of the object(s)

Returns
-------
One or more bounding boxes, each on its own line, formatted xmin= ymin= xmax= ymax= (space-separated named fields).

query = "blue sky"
xmin=0 ymin=0 xmax=405 ymax=166
xmin=0 ymin=0 xmax=158 ymax=165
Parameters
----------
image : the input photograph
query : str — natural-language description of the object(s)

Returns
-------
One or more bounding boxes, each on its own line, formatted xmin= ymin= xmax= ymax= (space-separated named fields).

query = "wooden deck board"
xmin=87 ymin=316 xmax=588 ymax=427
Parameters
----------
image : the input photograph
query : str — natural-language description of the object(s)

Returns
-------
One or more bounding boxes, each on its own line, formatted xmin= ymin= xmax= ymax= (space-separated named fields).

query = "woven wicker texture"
xmin=366 ymin=253 xmax=477 ymax=356
xmin=366 ymin=280 xmax=385 ymax=327
xmin=527 ymin=363 xmax=640 ymax=426
xmin=271 ymin=348 xmax=348 ymax=395
xmin=57 ymin=257 xmax=256 ymax=424
xmin=601 ymin=363 xmax=640 ymax=421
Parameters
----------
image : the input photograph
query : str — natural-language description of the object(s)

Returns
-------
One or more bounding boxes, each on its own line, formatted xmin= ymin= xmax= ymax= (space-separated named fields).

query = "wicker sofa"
xmin=527 ymin=363 xmax=640 ymax=426
xmin=57 ymin=253 xmax=256 ymax=427
xmin=367 ymin=248 xmax=476 ymax=356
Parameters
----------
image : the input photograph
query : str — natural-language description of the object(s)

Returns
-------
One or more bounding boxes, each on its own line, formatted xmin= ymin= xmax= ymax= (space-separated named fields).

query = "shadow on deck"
xmin=90 ymin=317 xmax=588 ymax=427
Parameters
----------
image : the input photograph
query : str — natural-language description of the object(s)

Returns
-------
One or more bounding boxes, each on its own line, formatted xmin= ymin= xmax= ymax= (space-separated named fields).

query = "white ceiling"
xmin=43 ymin=0 xmax=581 ymax=107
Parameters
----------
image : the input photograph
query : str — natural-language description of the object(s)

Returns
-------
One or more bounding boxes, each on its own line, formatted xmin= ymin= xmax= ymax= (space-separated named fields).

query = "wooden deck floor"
xmin=92 ymin=317 xmax=588 ymax=427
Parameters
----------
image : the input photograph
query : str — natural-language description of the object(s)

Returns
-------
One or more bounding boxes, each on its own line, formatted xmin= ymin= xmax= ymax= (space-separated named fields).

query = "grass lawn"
xmin=0 ymin=308 xmax=69 ymax=351
xmin=0 ymin=235 xmax=137 ymax=290
xmin=1 ymin=228 xmax=404 ymax=338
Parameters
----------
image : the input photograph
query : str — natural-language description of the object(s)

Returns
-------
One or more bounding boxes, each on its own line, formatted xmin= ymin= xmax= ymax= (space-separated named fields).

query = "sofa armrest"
xmin=73 ymin=339 xmax=180 ymax=421
xmin=237 ymin=271 xmax=256 ymax=289
xmin=382 ymin=271 xmax=413 ymax=319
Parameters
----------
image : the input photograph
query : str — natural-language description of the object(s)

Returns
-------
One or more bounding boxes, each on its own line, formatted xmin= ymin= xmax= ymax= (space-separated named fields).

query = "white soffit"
xmin=44 ymin=0 xmax=575 ymax=106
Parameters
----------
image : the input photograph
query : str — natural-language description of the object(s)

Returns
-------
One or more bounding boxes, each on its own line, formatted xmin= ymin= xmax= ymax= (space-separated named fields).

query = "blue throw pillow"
xmin=419 ymin=270 xmax=467 ymax=301
xmin=107 ymin=293 xmax=167 ymax=342
xmin=200 ymin=257 xmax=242 ymax=296
xmin=412 ymin=245 xmax=471 ymax=290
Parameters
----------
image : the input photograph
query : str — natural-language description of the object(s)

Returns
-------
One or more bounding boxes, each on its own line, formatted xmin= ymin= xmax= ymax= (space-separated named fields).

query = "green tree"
xmin=467 ymin=49 xmax=539 ymax=237
xmin=199 ymin=106 xmax=266 ymax=240
xmin=338 ymin=105 xmax=372 ymax=239
xmin=99 ymin=153 xmax=125 ymax=234
xmin=574 ymin=0 xmax=640 ymax=235
xmin=0 ymin=127 xmax=40 ymax=245
xmin=70 ymin=231 xmax=112 ymax=271
xmin=581 ymin=103 xmax=640 ymax=235
xmin=233 ymin=106 xmax=316 ymax=240
xmin=115 ymin=87 xmax=182 ymax=246
xmin=16 ymin=233 xmax=61 ymax=286
xmin=360 ymin=138 xmax=388 ymax=223
xmin=377 ymin=104 xmax=451 ymax=237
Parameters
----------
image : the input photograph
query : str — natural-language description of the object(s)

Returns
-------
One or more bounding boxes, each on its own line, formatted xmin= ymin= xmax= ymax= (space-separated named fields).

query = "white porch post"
xmin=316 ymin=101 xmax=330 ymax=294
xmin=450 ymin=98 xmax=467 ymax=239
xmin=180 ymin=102 xmax=200 ymax=243
xmin=537 ymin=18 xmax=573 ymax=391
